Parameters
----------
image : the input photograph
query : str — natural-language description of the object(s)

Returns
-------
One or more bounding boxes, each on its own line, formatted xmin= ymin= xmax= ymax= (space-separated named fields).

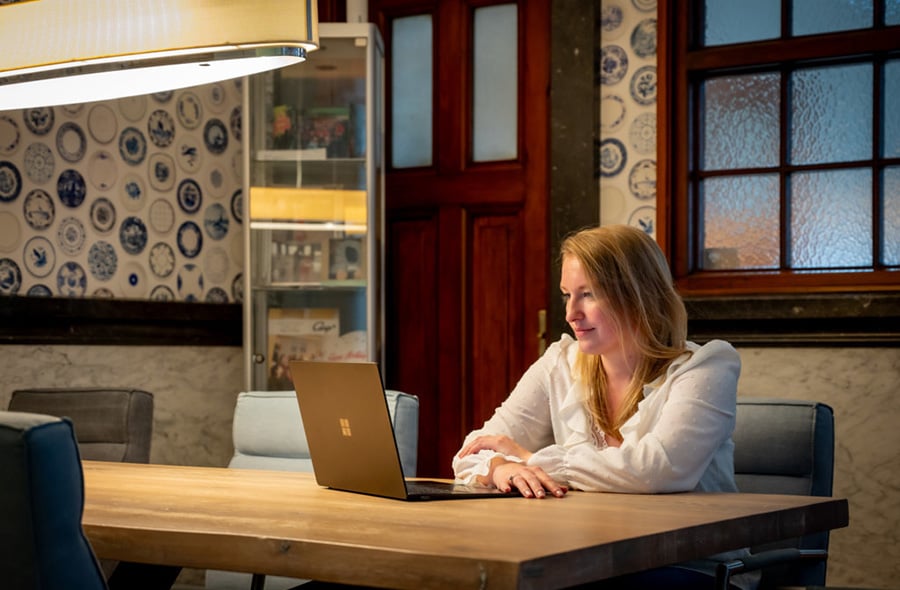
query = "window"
xmin=666 ymin=0 xmax=900 ymax=294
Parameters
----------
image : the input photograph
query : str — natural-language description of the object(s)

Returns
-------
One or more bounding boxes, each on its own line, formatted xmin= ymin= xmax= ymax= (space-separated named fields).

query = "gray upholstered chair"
xmin=205 ymin=389 xmax=419 ymax=590
xmin=8 ymin=388 xmax=154 ymax=463
xmin=716 ymin=398 xmax=835 ymax=590
xmin=0 ymin=411 xmax=108 ymax=589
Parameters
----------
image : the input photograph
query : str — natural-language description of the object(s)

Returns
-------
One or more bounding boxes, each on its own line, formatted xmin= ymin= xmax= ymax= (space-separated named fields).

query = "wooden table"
xmin=82 ymin=461 xmax=849 ymax=590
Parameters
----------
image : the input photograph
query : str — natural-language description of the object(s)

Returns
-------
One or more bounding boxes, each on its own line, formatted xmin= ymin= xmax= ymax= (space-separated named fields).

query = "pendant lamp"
xmin=0 ymin=0 xmax=318 ymax=110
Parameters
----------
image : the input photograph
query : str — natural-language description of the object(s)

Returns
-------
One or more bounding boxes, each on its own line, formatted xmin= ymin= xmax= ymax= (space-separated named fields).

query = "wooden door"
xmin=371 ymin=0 xmax=550 ymax=477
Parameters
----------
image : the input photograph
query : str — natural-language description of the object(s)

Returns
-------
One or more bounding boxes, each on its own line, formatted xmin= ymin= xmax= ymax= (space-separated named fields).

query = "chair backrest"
xmin=8 ymin=388 xmax=154 ymax=463
xmin=733 ymin=397 xmax=835 ymax=586
xmin=0 ymin=411 xmax=108 ymax=590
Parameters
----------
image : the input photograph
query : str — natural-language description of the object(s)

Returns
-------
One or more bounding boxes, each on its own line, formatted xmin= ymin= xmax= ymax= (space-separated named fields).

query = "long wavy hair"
xmin=560 ymin=225 xmax=688 ymax=441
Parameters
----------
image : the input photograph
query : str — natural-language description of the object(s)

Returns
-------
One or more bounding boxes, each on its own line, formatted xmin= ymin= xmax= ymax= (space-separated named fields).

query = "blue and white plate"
xmin=56 ymin=261 xmax=87 ymax=297
xmin=57 ymin=216 xmax=86 ymax=255
xmin=0 ymin=160 xmax=22 ymax=202
xmin=600 ymin=2 xmax=626 ymax=41
xmin=176 ymin=136 xmax=203 ymax=174
xmin=231 ymin=272 xmax=243 ymax=303
xmin=57 ymin=168 xmax=86 ymax=208
xmin=121 ymin=173 xmax=146 ymax=212
xmin=93 ymin=287 xmax=115 ymax=298
xmin=628 ymin=113 xmax=657 ymax=155
xmin=230 ymin=189 xmax=243 ymax=224
xmin=27 ymin=284 xmax=53 ymax=297
xmin=87 ymin=150 xmax=118 ymax=191
xmin=118 ymin=96 xmax=147 ymax=122
xmin=176 ymin=91 xmax=203 ymax=130
xmin=150 ymin=285 xmax=175 ymax=301
xmin=176 ymin=221 xmax=203 ymax=258
xmin=56 ymin=121 xmax=87 ymax=163
xmin=0 ymin=211 xmax=20 ymax=252
xmin=120 ymin=261 xmax=148 ymax=298
xmin=628 ymin=159 xmax=657 ymax=201
xmin=90 ymin=197 xmax=117 ymax=233
xmin=22 ymin=107 xmax=54 ymax=136
xmin=87 ymin=103 xmax=118 ymax=144
xmin=600 ymin=94 xmax=626 ymax=132
xmin=599 ymin=138 xmax=627 ymax=177
xmin=203 ymin=203 xmax=229 ymax=240
xmin=203 ymin=118 xmax=228 ymax=154
xmin=147 ymin=109 xmax=175 ymax=148
xmin=177 ymin=178 xmax=202 ymax=213
xmin=148 ymin=152 xmax=175 ymax=192
xmin=149 ymin=242 xmax=175 ymax=278
xmin=630 ymin=65 xmax=658 ymax=106
xmin=151 ymin=91 xmax=173 ymax=104
xmin=205 ymin=287 xmax=228 ymax=303
xmin=23 ymin=142 xmax=54 ymax=184
xmin=230 ymin=106 xmax=242 ymax=142
xmin=61 ymin=103 xmax=84 ymax=116
xmin=118 ymin=127 xmax=148 ymax=166
xmin=0 ymin=258 xmax=22 ymax=295
xmin=177 ymin=263 xmax=204 ymax=301
xmin=0 ymin=115 xmax=20 ymax=154
xmin=630 ymin=18 xmax=657 ymax=59
xmin=599 ymin=45 xmax=628 ymax=86
xmin=207 ymin=83 xmax=227 ymax=113
xmin=628 ymin=206 xmax=656 ymax=235
xmin=23 ymin=236 xmax=55 ymax=278
xmin=149 ymin=198 xmax=175 ymax=234
xmin=88 ymin=240 xmax=118 ymax=282
xmin=207 ymin=165 xmax=226 ymax=198
xmin=119 ymin=216 xmax=148 ymax=255
xmin=632 ymin=0 xmax=657 ymax=13
xmin=23 ymin=188 xmax=55 ymax=230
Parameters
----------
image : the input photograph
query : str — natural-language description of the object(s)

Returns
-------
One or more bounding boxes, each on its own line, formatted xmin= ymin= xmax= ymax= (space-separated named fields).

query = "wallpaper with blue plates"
xmin=598 ymin=0 xmax=658 ymax=237
xmin=0 ymin=81 xmax=244 ymax=303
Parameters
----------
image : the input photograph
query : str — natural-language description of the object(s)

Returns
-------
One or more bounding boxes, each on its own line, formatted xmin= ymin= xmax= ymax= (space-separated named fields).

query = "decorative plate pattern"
xmin=207 ymin=83 xmax=227 ymax=113
xmin=600 ymin=2 xmax=626 ymax=41
xmin=0 ymin=160 xmax=22 ymax=202
xmin=27 ymin=284 xmax=52 ymax=297
xmin=149 ymin=242 xmax=175 ymax=278
xmin=23 ymin=142 xmax=55 ymax=184
xmin=230 ymin=189 xmax=243 ymax=224
xmin=23 ymin=107 xmax=55 ymax=136
xmin=118 ymin=126 xmax=148 ymax=165
xmin=148 ymin=152 xmax=176 ymax=192
xmin=231 ymin=272 xmax=243 ymax=303
xmin=631 ymin=0 xmax=657 ymax=12
xmin=61 ymin=104 xmax=84 ymax=116
xmin=203 ymin=246 xmax=229 ymax=284
xmin=0 ymin=211 xmax=21 ymax=252
xmin=93 ymin=287 xmax=115 ymax=298
xmin=90 ymin=197 xmax=117 ymax=233
xmin=176 ymin=92 xmax=203 ymax=129
xmin=229 ymin=106 xmax=242 ymax=142
xmin=0 ymin=115 xmax=20 ymax=154
xmin=176 ymin=263 xmax=204 ymax=301
xmin=207 ymin=165 xmax=226 ymax=198
xmin=176 ymin=221 xmax=203 ymax=258
xmin=119 ymin=216 xmax=149 ymax=255
xmin=177 ymin=178 xmax=202 ymax=213
xmin=121 ymin=174 xmax=146 ymax=211
xmin=149 ymin=198 xmax=175 ymax=234
xmin=628 ymin=159 xmax=657 ymax=200
xmin=630 ymin=65 xmax=658 ymax=106
xmin=147 ymin=109 xmax=176 ymax=148
xmin=87 ymin=104 xmax=118 ymax=144
xmin=56 ymin=121 xmax=87 ymax=163
xmin=151 ymin=91 xmax=174 ymax=104
xmin=600 ymin=45 xmax=628 ymax=86
xmin=599 ymin=138 xmax=627 ymax=177
xmin=203 ymin=203 xmax=229 ymax=240
xmin=87 ymin=150 xmax=118 ymax=191
xmin=205 ymin=287 xmax=228 ymax=303
xmin=23 ymin=188 xmax=55 ymax=230
xmin=600 ymin=94 xmax=626 ymax=132
xmin=176 ymin=136 xmax=203 ymax=173
xmin=56 ymin=261 xmax=87 ymax=297
xmin=628 ymin=112 xmax=656 ymax=154
xmin=118 ymin=96 xmax=147 ymax=122
xmin=120 ymin=261 xmax=148 ymax=298
xmin=0 ymin=258 xmax=22 ymax=295
xmin=203 ymin=118 xmax=228 ymax=154
xmin=150 ymin=285 xmax=175 ymax=301
xmin=57 ymin=216 xmax=86 ymax=255
xmin=630 ymin=18 xmax=657 ymax=59
xmin=628 ymin=205 xmax=656 ymax=235
xmin=88 ymin=240 xmax=118 ymax=281
xmin=57 ymin=168 xmax=87 ymax=208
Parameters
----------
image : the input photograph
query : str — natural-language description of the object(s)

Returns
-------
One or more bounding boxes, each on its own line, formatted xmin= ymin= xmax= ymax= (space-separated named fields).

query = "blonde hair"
xmin=560 ymin=225 xmax=688 ymax=440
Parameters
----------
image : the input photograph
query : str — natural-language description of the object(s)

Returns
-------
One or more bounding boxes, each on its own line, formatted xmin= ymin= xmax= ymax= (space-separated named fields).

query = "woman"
xmin=453 ymin=225 xmax=755 ymax=589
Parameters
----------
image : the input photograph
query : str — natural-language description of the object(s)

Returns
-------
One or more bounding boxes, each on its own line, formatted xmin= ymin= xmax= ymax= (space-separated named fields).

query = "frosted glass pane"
xmin=790 ymin=169 xmax=872 ymax=268
xmin=703 ymin=73 xmax=780 ymax=170
xmin=888 ymin=0 xmax=900 ymax=25
xmin=701 ymin=175 xmax=780 ymax=269
xmin=473 ymin=4 xmax=518 ymax=162
xmin=793 ymin=0 xmax=873 ymax=36
xmin=884 ymin=167 xmax=900 ymax=266
xmin=704 ymin=0 xmax=780 ymax=46
xmin=791 ymin=64 xmax=872 ymax=165
xmin=885 ymin=60 xmax=900 ymax=158
xmin=391 ymin=15 xmax=433 ymax=168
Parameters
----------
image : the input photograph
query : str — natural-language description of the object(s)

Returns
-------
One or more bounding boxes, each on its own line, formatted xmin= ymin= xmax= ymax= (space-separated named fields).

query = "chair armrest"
xmin=714 ymin=548 xmax=827 ymax=590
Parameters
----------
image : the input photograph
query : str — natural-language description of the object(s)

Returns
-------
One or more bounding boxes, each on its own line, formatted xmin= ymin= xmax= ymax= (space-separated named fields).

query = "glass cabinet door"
xmin=243 ymin=23 xmax=383 ymax=391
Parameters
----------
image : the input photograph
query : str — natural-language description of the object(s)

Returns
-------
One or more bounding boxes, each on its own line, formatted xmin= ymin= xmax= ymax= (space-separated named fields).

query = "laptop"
xmin=289 ymin=360 xmax=517 ymax=501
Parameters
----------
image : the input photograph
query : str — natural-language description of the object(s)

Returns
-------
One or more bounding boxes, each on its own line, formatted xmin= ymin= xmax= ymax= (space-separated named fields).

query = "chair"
xmin=716 ymin=398 xmax=835 ymax=590
xmin=7 ymin=388 xmax=154 ymax=463
xmin=0 ymin=411 xmax=108 ymax=589
xmin=205 ymin=388 xmax=420 ymax=590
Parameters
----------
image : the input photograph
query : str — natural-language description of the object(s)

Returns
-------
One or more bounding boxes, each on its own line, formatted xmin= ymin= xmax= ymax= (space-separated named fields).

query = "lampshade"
xmin=0 ymin=0 xmax=318 ymax=110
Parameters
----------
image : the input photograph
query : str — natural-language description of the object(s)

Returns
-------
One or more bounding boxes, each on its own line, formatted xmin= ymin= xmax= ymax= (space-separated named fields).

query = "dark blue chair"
xmin=0 ymin=410 xmax=107 ymax=590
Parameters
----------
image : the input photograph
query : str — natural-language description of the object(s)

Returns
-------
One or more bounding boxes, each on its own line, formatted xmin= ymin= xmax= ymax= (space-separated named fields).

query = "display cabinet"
xmin=243 ymin=23 xmax=384 ymax=391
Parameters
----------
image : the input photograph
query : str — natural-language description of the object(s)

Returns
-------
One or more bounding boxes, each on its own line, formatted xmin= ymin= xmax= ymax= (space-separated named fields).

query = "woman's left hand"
xmin=457 ymin=434 xmax=532 ymax=462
